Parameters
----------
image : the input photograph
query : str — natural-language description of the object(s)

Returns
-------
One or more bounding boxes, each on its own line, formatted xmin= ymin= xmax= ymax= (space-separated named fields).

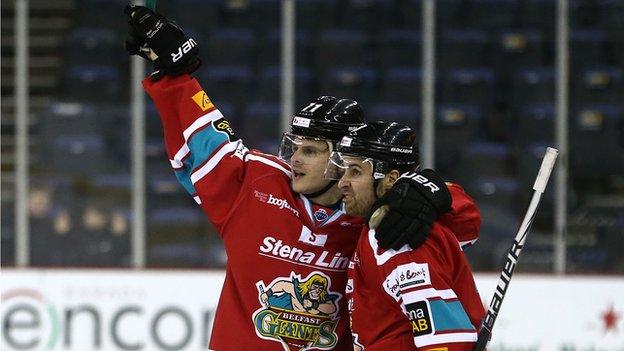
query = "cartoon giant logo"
xmin=253 ymin=272 xmax=342 ymax=351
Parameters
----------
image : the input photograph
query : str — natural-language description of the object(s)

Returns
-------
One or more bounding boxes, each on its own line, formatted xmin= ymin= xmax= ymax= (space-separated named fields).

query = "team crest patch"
xmin=253 ymin=272 xmax=342 ymax=351
xmin=314 ymin=208 xmax=329 ymax=222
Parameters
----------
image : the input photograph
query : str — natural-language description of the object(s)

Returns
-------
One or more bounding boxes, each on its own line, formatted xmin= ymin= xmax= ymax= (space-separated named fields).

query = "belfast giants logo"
xmin=252 ymin=272 xmax=341 ymax=351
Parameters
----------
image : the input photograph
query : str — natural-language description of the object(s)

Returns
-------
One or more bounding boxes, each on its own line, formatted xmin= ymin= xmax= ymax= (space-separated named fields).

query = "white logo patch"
xmin=292 ymin=117 xmax=311 ymax=128
xmin=383 ymin=263 xmax=431 ymax=301
xmin=340 ymin=136 xmax=352 ymax=147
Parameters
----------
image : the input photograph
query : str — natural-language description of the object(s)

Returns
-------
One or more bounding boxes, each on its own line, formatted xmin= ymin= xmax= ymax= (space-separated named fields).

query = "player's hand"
xmin=370 ymin=169 xmax=452 ymax=251
xmin=124 ymin=5 xmax=201 ymax=80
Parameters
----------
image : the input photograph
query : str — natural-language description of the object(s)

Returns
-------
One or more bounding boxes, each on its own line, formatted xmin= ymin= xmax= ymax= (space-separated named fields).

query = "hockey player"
xmin=326 ymin=121 xmax=485 ymax=350
xmin=124 ymin=6 xmax=469 ymax=350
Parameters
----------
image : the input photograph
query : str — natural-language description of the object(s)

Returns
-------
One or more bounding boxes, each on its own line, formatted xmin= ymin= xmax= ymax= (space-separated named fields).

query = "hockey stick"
xmin=473 ymin=147 xmax=558 ymax=351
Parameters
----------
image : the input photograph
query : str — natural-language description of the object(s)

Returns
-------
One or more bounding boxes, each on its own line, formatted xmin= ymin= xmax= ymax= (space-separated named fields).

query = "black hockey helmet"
xmin=278 ymin=96 xmax=365 ymax=162
xmin=290 ymin=96 xmax=365 ymax=141
xmin=326 ymin=121 xmax=419 ymax=180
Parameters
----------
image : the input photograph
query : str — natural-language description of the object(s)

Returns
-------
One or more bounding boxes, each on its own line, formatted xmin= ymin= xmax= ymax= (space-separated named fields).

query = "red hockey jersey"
xmin=144 ymin=75 xmax=365 ymax=351
xmin=347 ymin=185 xmax=484 ymax=351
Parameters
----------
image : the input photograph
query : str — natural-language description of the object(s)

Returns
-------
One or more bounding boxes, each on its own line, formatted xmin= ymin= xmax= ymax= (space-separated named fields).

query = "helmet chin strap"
xmin=304 ymin=179 xmax=337 ymax=199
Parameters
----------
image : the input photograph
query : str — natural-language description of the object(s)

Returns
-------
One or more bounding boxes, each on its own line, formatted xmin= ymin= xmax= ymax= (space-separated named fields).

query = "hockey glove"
xmin=124 ymin=5 xmax=201 ymax=80
xmin=370 ymin=169 xmax=452 ymax=251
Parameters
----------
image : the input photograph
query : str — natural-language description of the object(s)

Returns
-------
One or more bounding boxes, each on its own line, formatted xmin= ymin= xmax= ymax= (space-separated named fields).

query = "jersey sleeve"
xmin=142 ymin=74 xmax=290 ymax=232
xmin=439 ymin=183 xmax=482 ymax=249
xmin=380 ymin=228 xmax=480 ymax=351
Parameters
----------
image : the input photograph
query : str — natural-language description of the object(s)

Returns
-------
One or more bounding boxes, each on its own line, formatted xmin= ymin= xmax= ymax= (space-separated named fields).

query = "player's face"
xmin=289 ymin=138 xmax=333 ymax=194
xmin=337 ymin=156 xmax=377 ymax=217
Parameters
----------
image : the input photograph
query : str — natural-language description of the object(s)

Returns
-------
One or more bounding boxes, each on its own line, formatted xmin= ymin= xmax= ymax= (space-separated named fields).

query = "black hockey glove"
xmin=124 ymin=5 xmax=201 ymax=80
xmin=370 ymin=169 xmax=452 ymax=251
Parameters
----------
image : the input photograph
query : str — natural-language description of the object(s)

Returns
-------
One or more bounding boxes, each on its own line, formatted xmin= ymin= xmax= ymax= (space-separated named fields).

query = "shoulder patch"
xmin=214 ymin=118 xmax=236 ymax=139
xmin=192 ymin=90 xmax=214 ymax=111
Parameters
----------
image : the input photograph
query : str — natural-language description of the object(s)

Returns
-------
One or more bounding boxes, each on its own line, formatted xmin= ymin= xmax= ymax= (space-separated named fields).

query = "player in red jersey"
xmin=124 ymin=6 xmax=475 ymax=351
xmin=325 ymin=121 xmax=485 ymax=350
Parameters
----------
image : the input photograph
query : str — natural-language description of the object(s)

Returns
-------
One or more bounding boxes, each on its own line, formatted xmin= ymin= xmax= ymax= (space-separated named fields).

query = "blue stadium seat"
xmin=511 ymin=67 xmax=555 ymax=108
xmin=62 ymin=65 xmax=121 ymax=102
xmin=241 ymin=102 xmax=281 ymax=150
xmin=440 ymin=67 xmax=496 ymax=106
xmin=380 ymin=67 xmax=421 ymax=103
xmin=573 ymin=67 xmax=623 ymax=104
xmin=377 ymin=30 xmax=422 ymax=68
xmin=197 ymin=66 xmax=253 ymax=106
xmin=571 ymin=105 xmax=624 ymax=178
xmin=49 ymin=135 xmax=109 ymax=175
xmin=66 ymin=27 xmax=119 ymax=65
xmin=369 ymin=103 xmax=419 ymax=130
xmin=255 ymin=66 xmax=312 ymax=105
xmin=435 ymin=104 xmax=483 ymax=177
xmin=464 ymin=0 xmax=520 ymax=28
xmin=395 ymin=0 xmax=460 ymax=29
xmin=520 ymin=0 xmax=556 ymax=30
xmin=206 ymin=28 xmax=255 ymax=66
xmin=148 ymin=207 xmax=203 ymax=236
xmin=92 ymin=173 xmax=131 ymax=193
xmin=439 ymin=29 xmax=489 ymax=68
xmin=321 ymin=66 xmax=377 ymax=103
xmin=469 ymin=176 xmax=520 ymax=210
xmin=75 ymin=0 xmax=127 ymax=29
xmin=457 ymin=142 xmax=512 ymax=185
xmin=161 ymin=0 xmax=221 ymax=34
xmin=340 ymin=0 xmax=393 ymax=32
xmin=570 ymin=29 xmax=609 ymax=67
xmin=515 ymin=103 xmax=554 ymax=146
xmin=147 ymin=207 xmax=206 ymax=266
xmin=39 ymin=102 xmax=100 ymax=139
xmin=315 ymin=29 xmax=370 ymax=69
xmin=493 ymin=30 xmax=544 ymax=69
xmin=257 ymin=29 xmax=312 ymax=67
xmin=296 ymin=0 xmax=338 ymax=30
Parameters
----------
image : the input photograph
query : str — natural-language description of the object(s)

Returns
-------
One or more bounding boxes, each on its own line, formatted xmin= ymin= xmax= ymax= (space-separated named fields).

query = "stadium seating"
xmin=61 ymin=65 xmax=122 ymax=102
xmin=315 ymin=29 xmax=370 ymax=69
xmin=257 ymin=29 xmax=313 ymax=67
xmin=379 ymin=67 xmax=421 ymax=103
xmin=573 ymin=66 xmax=623 ymax=105
xmin=438 ymin=29 xmax=488 ymax=68
xmin=240 ymin=102 xmax=281 ymax=150
xmin=570 ymin=104 xmax=624 ymax=178
xmin=440 ymin=67 xmax=496 ymax=106
xmin=196 ymin=65 xmax=254 ymax=106
xmin=377 ymin=30 xmax=422 ymax=68
xmin=511 ymin=67 xmax=556 ymax=109
xmin=206 ymin=28 xmax=256 ymax=66
xmin=514 ymin=103 xmax=555 ymax=146
xmin=65 ymin=27 xmax=120 ymax=65
xmin=435 ymin=104 xmax=483 ymax=176
xmin=255 ymin=66 xmax=312 ymax=105
xmin=369 ymin=103 xmax=420 ymax=130
xmin=320 ymin=66 xmax=377 ymax=102
xmin=463 ymin=0 xmax=520 ymax=29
